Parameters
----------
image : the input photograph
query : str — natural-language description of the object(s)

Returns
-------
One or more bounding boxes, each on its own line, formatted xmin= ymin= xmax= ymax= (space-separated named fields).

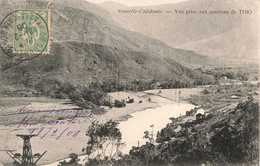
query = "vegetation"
xmin=91 ymin=107 xmax=107 ymax=115
xmin=143 ymin=125 xmax=155 ymax=144
xmin=111 ymin=98 xmax=258 ymax=166
xmin=63 ymin=77 xmax=215 ymax=110
xmin=210 ymin=99 xmax=259 ymax=163
xmin=126 ymin=98 xmax=134 ymax=104
xmin=58 ymin=153 xmax=81 ymax=166
xmin=78 ymin=83 xmax=259 ymax=166
xmin=83 ymin=120 xmax=124 ymax=166
xmin=114 ymin=100 xmax=126 ymax=108
xmin=35 ymin=79 xmax=74 ymax=99
xmin=197 ymin=67 xmax=258 ymax=81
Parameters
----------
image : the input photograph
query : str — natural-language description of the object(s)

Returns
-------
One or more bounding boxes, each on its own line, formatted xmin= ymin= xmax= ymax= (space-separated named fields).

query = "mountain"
xmin=100 ymin=0 xmax=258 ymax=63
xmin=0 ymin=0 xmax=215 ymax=66
xmin=0 ymin=0 xmax=214 ymax=95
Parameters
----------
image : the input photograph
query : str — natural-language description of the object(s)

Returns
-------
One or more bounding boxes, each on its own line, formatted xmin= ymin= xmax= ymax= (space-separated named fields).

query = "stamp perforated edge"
xmin=13 ymin=9 xmax=51 ymax=54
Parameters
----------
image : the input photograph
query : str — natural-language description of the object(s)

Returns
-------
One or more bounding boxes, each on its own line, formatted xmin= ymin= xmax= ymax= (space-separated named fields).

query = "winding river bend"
xmin=0 ymin=88 xmax=203 ymax=165
xmin=42 ymin=102 xmax=196 ymax=166
xmin=119 ymin=102 xmax=196 ymax=154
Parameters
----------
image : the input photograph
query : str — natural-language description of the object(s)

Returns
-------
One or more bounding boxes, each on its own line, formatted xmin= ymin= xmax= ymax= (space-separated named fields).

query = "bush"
xmin=202 ymin=89 xmax=209 ymax=94
xmin=114 ymin=100 xmax=126 ymax=108
xmin=205 ymin=113 xmax=214 ymax=120
xmin=35 ymin=79 xmax=72 ymax=99
xmin=68 ymin=86 xmax=107 ymax=109
xmin=186 ymin=108 xmax=197 ymax=116
xmin=91 ymin=107 xmax=107 ymax=115
xmin=75 ymin=101 xmax=94 ymax=109
xmin=102 ymin=99 xmax=113 ymax=108
xmin=58 ymin=153 xmax=81 ymax=166
xmin=81 ymin=88 xmax=106 ymax=106
xmin=126 ymin=98 xmax=134 ymax=103
xmin=68 ymin=91 xmax=83 ymax=103
xmin=191 ymin=128 xmax=197 ymax=132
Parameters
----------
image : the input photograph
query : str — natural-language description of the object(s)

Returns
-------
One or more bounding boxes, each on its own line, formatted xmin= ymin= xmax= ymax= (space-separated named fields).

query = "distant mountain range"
xmin=0 ymin=0 xmax=215 ymax=94
xmin=100 ymin=0 xmax=258 ymax=63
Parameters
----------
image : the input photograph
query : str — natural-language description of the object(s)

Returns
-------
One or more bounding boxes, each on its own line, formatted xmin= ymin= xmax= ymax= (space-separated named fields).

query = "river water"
xmin=41 ymin=88 xmax=202 ymax=165
xmin=118 ymin=102 xmax=196 ymax=154
xmin=41 ymin=102 xmax=196 ymax=165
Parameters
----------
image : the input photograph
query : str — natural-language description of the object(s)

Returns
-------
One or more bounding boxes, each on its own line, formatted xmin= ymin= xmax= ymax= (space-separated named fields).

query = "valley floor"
xmin=0 ymin=83 xmax=258 ymax=166
xmin=0 ymin=87 xmax=204 ymax=166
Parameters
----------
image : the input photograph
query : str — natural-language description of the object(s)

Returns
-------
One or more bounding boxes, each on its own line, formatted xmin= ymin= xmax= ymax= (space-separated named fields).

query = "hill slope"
xmin=0 ymin=0 xmax=214 ymax=96
xmin=100 ymin=0 xmax=258 ymax=63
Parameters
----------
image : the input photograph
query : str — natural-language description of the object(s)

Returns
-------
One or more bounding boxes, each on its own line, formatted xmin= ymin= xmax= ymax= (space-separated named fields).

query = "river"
xmin=119 ymin=102 xmax=196 ymax=154
xmin=42 ymin=101 xmax=196 ymax=166
xmin=1 ymin=88 xmax=203 ymax=165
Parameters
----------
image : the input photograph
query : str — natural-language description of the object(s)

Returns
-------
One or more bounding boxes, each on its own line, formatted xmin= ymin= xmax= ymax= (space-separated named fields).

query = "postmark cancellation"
xmin=13 ymin=9 xmax=50 ymax=54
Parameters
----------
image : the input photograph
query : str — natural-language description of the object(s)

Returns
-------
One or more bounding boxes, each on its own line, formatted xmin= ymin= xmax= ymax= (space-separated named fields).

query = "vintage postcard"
xmin=0 ymin=0 xmax=259 ymax=166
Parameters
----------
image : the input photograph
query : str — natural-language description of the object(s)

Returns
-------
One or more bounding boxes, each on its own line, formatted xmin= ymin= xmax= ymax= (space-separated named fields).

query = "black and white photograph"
xmin=0 ymin=0 xmax=259 ymax=165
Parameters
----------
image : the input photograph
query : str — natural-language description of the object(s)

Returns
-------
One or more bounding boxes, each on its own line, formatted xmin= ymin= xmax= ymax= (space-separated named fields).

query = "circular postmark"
xmin=0 ymin=10 xmax=50 ymax=61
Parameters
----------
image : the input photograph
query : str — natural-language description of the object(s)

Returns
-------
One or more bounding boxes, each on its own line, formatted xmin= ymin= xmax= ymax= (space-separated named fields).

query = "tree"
xmin=81 ymin=88 xmax=106 ymax=106
xmin=143 ymin=124 xmax=154 ymax=144
xmin=83 ymin=120 xmax=125 ymax=165
xmin=58 ymin=153 xmax=81 ymax=166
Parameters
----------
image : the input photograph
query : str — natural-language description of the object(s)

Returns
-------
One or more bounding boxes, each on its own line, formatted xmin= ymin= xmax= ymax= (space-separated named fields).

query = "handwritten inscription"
xmin=10 ymin=102 xmax=95 ymax=140
xmin=29 ymin=127 xmax=81 ymax=140
xmin=16 ymin=115 xmax=94 ymax=128
xmin=19 ymin=102 xmax=90 ymax=116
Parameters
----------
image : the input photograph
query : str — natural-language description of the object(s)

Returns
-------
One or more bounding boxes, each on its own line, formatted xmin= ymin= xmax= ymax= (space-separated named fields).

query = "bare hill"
xmin=0 ymin=0 xmax=214 ymax=95
xmin=100 ymin=0 xmax=258 ymax=62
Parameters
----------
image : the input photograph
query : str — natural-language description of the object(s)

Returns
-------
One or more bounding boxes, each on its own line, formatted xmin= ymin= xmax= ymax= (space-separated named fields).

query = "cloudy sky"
xmin=86 ymin=0 xmax=188 ymax=6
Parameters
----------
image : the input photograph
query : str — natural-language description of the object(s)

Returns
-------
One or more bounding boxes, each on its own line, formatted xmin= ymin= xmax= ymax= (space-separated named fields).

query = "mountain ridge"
xmin=99 ymin=0 xmax=258 ymax=62
xmin=0 ymin=0 xmax=215 ymax=96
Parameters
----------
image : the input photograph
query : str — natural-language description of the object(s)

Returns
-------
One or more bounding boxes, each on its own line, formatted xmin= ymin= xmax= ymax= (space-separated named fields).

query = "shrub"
xmin=114 ymin=100 xmax=126 ymax=108
xmin=202 ymin=89 xmax=209 ymax=94
xmin=102 ymin=99 xmax=113 ymax=108
xmin=191 ymin=128 xmax=197 ymax=132
xmin=58 ymin=153 xmax=81 ymax=166
xmin=75 ymin=101 xmax=94 ymax=109
xmin=186 ymin=108 xmax=197 ymax=116
xmin=68 ymin=91 xmax=83 ymax=103
xmin=126 ymin=98 xmax=134 ymax=103
xmin=91 ymin=107 xmax=107 ymax=115
xmin=81 ymin=88 xmax=106 ymax=106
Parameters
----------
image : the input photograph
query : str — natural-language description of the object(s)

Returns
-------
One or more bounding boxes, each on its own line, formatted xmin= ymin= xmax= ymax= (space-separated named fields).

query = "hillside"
xmin=103 ymin=84 xmax=259 ymax=166
xmin=0 ymin=0 xmax=215 ymax=97
xmin=100 ymin=0 xmax=258 ymax=63
xmin=0 ymin=0 xmax=214 ymax=67
xmin=1 ymin=42 xmax=208 ymax=85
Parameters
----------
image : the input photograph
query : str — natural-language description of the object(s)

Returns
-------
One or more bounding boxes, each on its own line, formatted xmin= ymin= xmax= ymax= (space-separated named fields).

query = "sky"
xmin=85 ymin=0 xmax=188 ymax=6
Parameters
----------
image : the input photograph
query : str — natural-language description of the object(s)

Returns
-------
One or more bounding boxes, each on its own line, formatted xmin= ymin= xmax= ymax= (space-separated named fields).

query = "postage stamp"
xmin=13 ymin=10 xmax=50 ymax=54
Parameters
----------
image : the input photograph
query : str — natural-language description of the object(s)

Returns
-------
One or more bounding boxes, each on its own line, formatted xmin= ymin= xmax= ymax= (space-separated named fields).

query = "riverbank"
xmin=0 ymin=88 xmax=203 ymax=166
xmin=117 ymin=84 xmax=259 ymax=166
xmin=43 ymin=84 xmax=259 ymax=166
